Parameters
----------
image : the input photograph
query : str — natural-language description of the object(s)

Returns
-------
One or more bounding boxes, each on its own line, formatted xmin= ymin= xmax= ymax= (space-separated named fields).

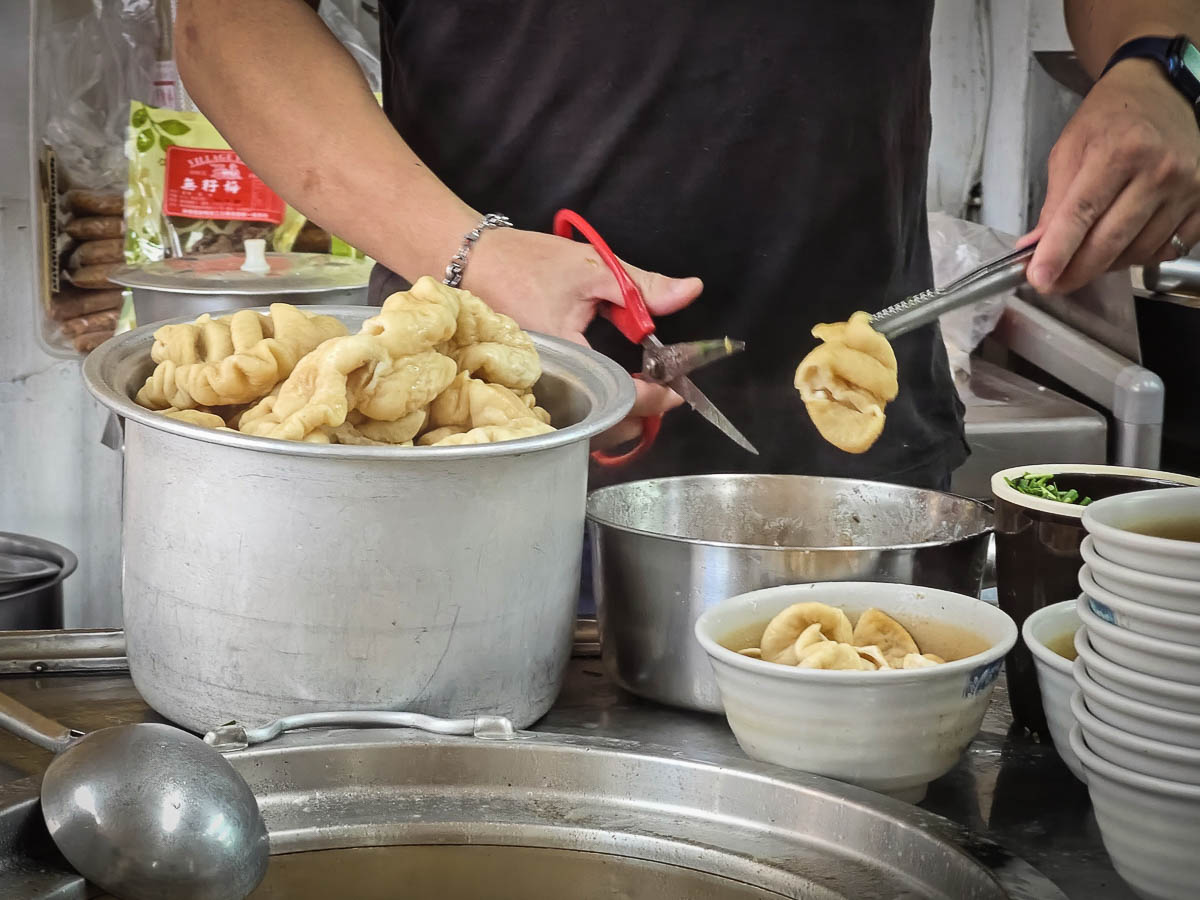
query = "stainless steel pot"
xmin=110 ymin=252 xmax=373 ymax=326
xmin=82 ymin=307 xmax=633 ymax=732
xmin=0 ymin=534 xmax=76 ymax=630
xmin=586 ymin=475 xmax=993 ymax=713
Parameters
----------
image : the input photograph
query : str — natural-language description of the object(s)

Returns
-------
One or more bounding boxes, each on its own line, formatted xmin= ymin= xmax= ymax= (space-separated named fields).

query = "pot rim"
xmin=82 ymin=306 xmax=635 ymax=461
xmin=586 ymin=474 xmax=993 ymax=552
xmin=990 ymin=464 xmax=1200 ymax=520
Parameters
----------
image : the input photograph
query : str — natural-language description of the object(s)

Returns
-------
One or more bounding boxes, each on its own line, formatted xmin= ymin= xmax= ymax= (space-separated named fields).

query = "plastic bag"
xmin=928 ymin=212 xmax=1017 ymax=389
xmin=40 ymin=0 xmax=159 ymax=192
xmin=320 ymin=0 xmax=382 ymax=92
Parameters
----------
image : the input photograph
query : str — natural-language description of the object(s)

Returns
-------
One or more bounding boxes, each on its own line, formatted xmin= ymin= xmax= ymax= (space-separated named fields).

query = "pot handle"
xmin=100 ymin=412 xmax=125 ymax=453
xmin=203 ymin=710 xmax=517 ymax=752
xmin=0 ymin=691 xmax=78 ymax=754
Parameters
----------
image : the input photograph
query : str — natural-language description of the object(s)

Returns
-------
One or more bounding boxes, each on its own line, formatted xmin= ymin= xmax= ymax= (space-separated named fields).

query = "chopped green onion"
xmin=1005 ymin=473 xmax=1092 ymax=506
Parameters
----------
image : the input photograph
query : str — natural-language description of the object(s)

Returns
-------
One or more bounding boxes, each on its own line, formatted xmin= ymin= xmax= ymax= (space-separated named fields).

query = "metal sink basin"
xmin=2 ymin=728 xmax=1066 ymax=899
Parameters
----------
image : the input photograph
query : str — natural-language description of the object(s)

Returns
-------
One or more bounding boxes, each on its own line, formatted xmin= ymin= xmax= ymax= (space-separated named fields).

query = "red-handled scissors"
xmin=552 ymin=209 xmax=759 ymax=467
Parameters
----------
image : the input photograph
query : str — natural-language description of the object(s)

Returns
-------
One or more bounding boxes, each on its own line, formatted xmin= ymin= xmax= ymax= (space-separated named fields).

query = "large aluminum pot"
xmin=586 ymin=475 xmax=993 ymax=713
xmin=82 ymin=307 xmax=633 ymax=732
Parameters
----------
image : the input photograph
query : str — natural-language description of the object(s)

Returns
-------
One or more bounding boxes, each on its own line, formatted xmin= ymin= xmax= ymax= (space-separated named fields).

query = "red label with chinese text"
xmin=162 ymin=147 xmax=285 ymax=223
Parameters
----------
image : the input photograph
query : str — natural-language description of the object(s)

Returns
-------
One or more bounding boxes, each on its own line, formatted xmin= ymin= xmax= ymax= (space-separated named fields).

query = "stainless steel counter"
xmin=0 ymin=635 xmax=1130 ymax=900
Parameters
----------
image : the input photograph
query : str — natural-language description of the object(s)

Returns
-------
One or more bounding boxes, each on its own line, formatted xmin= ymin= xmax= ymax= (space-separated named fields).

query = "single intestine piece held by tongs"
xmin=794 ymin=311 xmax=898 ymax=454
xmin=796 ymin=241 xmax=1035 ymax=454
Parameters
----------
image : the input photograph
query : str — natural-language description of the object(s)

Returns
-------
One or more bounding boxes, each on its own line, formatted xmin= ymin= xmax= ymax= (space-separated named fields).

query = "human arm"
xmin=1022 ymin=1 xmax=1200 ymax=293
xmin=174 ymin=0 xmax=701 ymax=444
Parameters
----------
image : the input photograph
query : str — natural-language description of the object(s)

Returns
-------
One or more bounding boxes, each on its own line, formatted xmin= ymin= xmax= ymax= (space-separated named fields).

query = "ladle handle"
xmin=0 ymin=691 xmax=75 ymax=753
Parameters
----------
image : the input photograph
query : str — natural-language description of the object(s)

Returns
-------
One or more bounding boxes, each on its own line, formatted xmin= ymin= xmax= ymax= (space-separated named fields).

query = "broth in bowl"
xmin=721 ymin=610 xmax=990 ymax=669
xmin=1045 ymin=629 xmax=1080 ymax=662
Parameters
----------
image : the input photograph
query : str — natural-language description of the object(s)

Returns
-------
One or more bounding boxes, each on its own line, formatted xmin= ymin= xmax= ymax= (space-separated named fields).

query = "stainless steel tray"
xmin=1 ymin=726 xmax=1065 ymax=899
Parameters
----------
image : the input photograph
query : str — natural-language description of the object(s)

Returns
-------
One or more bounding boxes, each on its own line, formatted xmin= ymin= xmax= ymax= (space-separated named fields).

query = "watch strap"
xmin=1101 ymin=36 xmax=1173 ymax=78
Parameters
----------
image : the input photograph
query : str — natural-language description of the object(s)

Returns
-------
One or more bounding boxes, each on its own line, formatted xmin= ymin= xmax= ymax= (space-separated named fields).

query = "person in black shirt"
xmin=176 ymin=1 xmax=1200 ymax=489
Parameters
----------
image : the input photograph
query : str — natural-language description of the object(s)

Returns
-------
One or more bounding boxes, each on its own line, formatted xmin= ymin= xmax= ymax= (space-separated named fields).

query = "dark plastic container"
xmin=991 ymin=466 xmax=1200 ymax=735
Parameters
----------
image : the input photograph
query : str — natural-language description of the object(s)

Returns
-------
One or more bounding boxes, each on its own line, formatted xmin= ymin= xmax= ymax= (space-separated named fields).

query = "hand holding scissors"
xmin=552 ymin=209 xmax=759 ymax=467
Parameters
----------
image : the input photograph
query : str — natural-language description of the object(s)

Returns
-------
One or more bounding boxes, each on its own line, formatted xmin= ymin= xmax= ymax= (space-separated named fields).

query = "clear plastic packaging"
xmin=320 ymin=0 xmax=382 ymax=92
xmin=928 ymin=212 xmax=1017 ymax=390
xmin=39 ymin=0 xmax=160 ymax=192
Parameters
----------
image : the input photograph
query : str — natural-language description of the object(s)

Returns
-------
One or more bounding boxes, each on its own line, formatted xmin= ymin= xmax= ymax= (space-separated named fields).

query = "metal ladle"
xmin=0 ymin=691 xmax=269 ymax=900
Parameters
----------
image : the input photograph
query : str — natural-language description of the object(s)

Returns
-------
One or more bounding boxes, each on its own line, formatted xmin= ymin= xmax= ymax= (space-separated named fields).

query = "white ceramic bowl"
xmin=1080 ymin=566 xmax=1200 ymax=645
xmin=694 ymin=582 xmax=1017 ymax=804
xmin=1081 ymin=536 xmax=1200 ymax=615
xmin=1084 ymin=488 xmax=1200 ymax=581
xmin=1076 ymin=595 xmax=1200 ymax=685
xmin=1075 ymin=628 xmax=1200 ymax=716
xmin=1071 ymin=724 xmax=1200 ymax=900
xmin=1070 ymin=691 xmax=1200 ymax=784
xmin=1075 ymin=659 xmax=1200 ymax=750
xmin=1021 ymin=600 xmax=1085 ymax=782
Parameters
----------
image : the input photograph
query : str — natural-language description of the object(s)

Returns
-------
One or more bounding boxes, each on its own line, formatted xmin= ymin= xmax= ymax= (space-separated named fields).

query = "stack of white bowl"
xmin=1070 ymin=487 xmax=1200 ymax=900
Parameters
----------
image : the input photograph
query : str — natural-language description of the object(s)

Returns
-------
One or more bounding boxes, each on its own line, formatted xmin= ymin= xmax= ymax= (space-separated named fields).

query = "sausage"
xmin=73 ymin=329 xmax=115 ymax=353
xmin=65 ymin=262 xmax=122 ymax=291
xmin=60 ymin=308 xmax=119 ymax=336
xmin=65 ymin=190 xmax=123 ymax=217
xmin=68 ymin=238 xmax=125 ymax=269
xmin=63 ymin=216 xmax=123 ymax=241
xmin=49 ymin=287 xmax=123 ymax=321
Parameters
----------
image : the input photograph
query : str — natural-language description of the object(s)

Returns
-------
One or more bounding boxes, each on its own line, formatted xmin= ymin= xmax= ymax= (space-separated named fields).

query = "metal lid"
xmin=109 ymin=253 xmax=373 ymax=296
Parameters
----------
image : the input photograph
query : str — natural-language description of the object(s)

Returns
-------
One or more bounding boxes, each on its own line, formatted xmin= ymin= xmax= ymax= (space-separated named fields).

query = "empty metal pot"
xmin=586 ymin=475 xmax=993 ymax=713
xmin=0 ymin=534 xmax=76 ymax=630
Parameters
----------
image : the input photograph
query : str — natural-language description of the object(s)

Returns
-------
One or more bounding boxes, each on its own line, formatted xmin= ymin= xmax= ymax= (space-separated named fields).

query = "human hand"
xmin=461 ymin=226 xmax=703 ymax=449
xmin=1022 ymin=58 xmax=1200 ymax=294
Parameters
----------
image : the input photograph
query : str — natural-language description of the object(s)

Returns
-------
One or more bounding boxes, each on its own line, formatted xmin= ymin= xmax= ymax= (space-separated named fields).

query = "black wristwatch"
xmin=1102 ymin=34 xmax=1200 ymax=116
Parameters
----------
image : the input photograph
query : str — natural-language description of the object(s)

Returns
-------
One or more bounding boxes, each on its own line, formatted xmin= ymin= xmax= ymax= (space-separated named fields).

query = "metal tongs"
xmin=869 ymin=242 xmax=1037 ymax=339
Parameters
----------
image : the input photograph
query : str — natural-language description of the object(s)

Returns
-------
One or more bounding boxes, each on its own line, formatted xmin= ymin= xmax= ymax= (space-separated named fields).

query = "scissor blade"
xmin=669 ymin=375 xmax=760 ymax=456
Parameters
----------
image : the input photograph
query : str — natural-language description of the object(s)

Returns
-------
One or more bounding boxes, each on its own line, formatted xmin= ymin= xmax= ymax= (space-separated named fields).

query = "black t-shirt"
xmin=374 ymin=0 xmax=968 ymax=487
